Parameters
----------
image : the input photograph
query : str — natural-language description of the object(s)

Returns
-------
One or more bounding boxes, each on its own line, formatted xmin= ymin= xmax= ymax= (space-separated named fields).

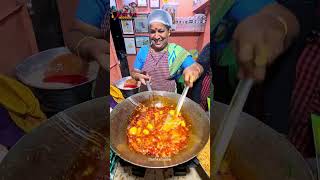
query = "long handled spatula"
xmin=161 ymin=85 xmax=190 ymax=131
xmin=212 ymin=78 xmax=254 ymax=175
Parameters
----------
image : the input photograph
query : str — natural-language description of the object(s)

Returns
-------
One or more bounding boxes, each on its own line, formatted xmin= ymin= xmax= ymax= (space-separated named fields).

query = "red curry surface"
xmin=127 ymin=105 xmax=190 ymax=158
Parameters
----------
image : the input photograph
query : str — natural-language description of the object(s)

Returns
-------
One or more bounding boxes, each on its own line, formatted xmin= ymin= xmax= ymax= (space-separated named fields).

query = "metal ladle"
xmin=174 ymin=86 xmax=189 ymax=117
xmin=162 ymin=76 xmax=192 ymax=131
xmin=146 ymin=81 xmax=152 ymax=91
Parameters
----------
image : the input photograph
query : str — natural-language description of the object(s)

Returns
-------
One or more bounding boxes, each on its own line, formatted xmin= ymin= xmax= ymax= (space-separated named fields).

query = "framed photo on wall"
xmin=110 ymin=0 xmax=116 ymax=7
xmin=124 ymin=0 xmax=136 ymax=5
xmin=162 ymin=4 xmax=178 ymax=30
xmin=121 ymin=20 xmax=134 ymax=35
xmin=149 ymin=0 xmax=160 ymax=8
xmin=135 ymin=36 xmax=150 ymax=48
xmin=137 ymin=0 xmax=148 ymax=7
xmin=124 ymin=37 xmax=136 ymax=54
xmin=134 ymin=14 xmax=149 ymax=33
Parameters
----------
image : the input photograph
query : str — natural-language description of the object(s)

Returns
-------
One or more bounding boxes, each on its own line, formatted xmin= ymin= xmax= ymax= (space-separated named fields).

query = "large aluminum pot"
xmin=15 ymin=47 xmax=100 ymax=116
xmin=110 ymin=91 xmax=210 ymax=168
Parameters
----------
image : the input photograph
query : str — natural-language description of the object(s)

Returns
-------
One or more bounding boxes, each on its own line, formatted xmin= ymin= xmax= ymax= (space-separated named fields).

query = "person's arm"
xmin=181 ymin=56 xmax=204 ymax=87
xmin=131 ymin=46 xmax=150 ymax=85
xmin=258 ymin=3 xmax=300 ymax=49
xmin=64 ymin=0 xmax=109 ymax=70
xmin=231 ymin=1 xmax=300 ymax=80
xmin=65 ymin=20 xmax=106 ymax=58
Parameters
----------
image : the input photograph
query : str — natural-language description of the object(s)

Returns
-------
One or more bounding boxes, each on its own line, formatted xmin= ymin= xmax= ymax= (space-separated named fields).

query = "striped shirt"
xmin=288 ymin=32 xmax=320 ymax=157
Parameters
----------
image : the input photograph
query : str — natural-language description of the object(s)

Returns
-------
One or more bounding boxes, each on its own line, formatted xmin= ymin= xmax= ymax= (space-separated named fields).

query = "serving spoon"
xmin=161 ymin=73 xmax=193 ymax=131
xmin=174 ymin=85 xmax=189 ymax=117
xmin=173 ymin=75 xmax=194 ymax=118
xmin=161 ymin=85 xmax=189 ymax=131
xmin=146 ymin=80 xmax=152 ymax=91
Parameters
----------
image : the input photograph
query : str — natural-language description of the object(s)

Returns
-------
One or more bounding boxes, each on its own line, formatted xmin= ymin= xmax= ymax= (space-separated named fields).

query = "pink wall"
xmin=197 ymin=5 xmax=210 ymax=50
xmin=114 ymin=0 xmax=210 ymax=72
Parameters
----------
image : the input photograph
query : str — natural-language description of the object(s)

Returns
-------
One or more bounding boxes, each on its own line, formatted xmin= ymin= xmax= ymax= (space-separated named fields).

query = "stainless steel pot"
xmin=114 ymin=76 xmax=140 ymax=98
xmin=15 ymin=47 xmax=100 ymax=116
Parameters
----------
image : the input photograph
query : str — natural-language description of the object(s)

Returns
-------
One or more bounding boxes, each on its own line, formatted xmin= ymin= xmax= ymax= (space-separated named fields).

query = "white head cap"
xmin=148 ymin=9 xmax=173 ymax=28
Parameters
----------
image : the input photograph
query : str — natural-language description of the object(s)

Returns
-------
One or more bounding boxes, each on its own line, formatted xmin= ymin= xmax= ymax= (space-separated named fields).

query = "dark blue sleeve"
xmin=229 ymin=0 xmax=276 ymax=22
xmin=76 ymin=0 xmax=108 ymax=28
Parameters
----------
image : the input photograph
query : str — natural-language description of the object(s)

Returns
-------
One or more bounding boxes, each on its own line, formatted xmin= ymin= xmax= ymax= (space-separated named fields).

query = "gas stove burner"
xmin=131 ymin=166 xmax=146 ymax=177
xmin=173 ymin=166 xmax=189 ymax=176
xmin=112 ymin=158 xmax=209 ymax=180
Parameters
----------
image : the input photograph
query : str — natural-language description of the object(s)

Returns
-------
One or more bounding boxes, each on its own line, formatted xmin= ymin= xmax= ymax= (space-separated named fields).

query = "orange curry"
xmin=127 ymin=105 xmax=190 ymax=158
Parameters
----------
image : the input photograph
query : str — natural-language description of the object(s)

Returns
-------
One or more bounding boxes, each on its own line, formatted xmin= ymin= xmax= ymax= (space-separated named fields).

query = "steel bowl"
xmin=15 ymin=47 xmax=100 ymax=115
xmin=114 ymin=76 xmax=140 ymax=98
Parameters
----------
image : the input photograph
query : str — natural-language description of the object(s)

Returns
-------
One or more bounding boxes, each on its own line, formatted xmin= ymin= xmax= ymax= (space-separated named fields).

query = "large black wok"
xmin=110 ymin=91 xmax=210 ymax=168
xmin=0 ymin=97 xmax=108 ymax=180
